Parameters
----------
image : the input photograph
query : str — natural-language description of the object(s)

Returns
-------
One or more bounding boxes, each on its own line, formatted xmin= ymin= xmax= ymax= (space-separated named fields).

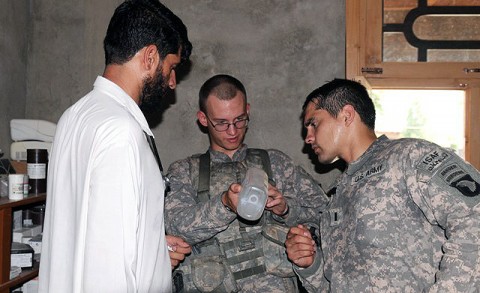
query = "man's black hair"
xmin=302 ymin=78 xmax=376 ymax=130
xmin=104 ymin=0 xmax=192 ymax=65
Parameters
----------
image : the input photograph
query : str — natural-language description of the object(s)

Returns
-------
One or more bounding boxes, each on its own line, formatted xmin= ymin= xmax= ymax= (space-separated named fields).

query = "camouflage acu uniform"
xmin=296 ymin=135 xmax=480 ymax=292
xmin=165 ymin=144 xmax=328 ymax=292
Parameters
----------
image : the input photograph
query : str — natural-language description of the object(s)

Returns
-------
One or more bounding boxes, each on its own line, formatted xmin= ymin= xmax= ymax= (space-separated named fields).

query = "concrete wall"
xmin=0 ymin=0 xmax=29 ymax=159
xmin=2 ymin=0 xmax=345 ymax=188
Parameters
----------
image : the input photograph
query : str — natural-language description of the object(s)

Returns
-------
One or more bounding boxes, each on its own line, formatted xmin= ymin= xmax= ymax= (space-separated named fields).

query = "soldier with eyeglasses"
xmin=164 ymin=74 xmax=329 ymax=292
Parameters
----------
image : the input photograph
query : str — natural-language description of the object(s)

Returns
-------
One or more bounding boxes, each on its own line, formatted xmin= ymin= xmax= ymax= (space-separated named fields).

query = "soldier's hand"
xmin=265 ymin=183 xmax=288 ymax=217
xmin=285 ymin=224 xmax=316 ymax=268
xmin=166 ymin=234 xmax=191 ymax=270
xmin=222 ymin=183 xmax=241 ymax=212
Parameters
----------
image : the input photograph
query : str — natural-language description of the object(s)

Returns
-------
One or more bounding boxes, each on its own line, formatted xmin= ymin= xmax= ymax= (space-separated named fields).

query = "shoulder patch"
xmin=438 ymin=163 xmax=480 ymax=197
xmin=418 ymin=150 xmax=450 ymax=173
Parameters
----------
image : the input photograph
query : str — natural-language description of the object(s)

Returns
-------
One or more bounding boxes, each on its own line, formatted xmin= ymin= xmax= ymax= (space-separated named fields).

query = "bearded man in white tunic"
xmin=39 ymin=1 xmax=192 ymax=292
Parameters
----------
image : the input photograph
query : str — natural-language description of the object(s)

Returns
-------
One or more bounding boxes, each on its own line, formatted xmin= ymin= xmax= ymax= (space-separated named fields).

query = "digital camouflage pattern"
xmin=166 ymin=144 xmax=328 ymax=292
xmin=296 ymin=135 xmax=480 ymax=292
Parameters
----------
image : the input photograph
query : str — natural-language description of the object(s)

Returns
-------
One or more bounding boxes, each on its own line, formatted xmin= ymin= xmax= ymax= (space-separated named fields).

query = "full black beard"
xmin=139 ymin=66 xmax=169 ymax=112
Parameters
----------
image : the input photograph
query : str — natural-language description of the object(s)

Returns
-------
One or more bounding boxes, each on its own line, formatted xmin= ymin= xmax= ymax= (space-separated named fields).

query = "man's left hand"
xmin=265 ymin=183 xmax=288 ymax=217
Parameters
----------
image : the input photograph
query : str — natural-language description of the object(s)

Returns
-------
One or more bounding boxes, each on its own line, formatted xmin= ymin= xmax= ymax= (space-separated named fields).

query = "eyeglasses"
xmin=206 ymin=115 xmax=249 ymax=132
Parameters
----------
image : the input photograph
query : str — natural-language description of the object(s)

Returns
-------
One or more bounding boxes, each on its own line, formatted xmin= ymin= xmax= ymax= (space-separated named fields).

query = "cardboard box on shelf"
xmin=11 ymin=242 xmax=34 ymax=268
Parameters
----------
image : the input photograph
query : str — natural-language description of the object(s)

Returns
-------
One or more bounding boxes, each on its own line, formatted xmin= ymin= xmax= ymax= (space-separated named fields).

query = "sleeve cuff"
xmin=214 ymin=193 xmax=236 ymax=219
xmin=294 ymin=251 xmax=322 ymax=279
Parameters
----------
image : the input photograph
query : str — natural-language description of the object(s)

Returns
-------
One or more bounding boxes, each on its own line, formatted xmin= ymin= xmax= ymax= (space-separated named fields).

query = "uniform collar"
xmin=345 ymin=135 xmax=389 ymax=175
xmin=208 ymin=144 xmax=248 ymax=162
xmin=93 ymin=76 xmax=154 ymax=137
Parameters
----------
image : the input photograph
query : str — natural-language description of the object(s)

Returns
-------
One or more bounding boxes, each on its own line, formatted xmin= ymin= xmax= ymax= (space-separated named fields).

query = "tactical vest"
xmin=172 ymin=149 xmax=296 ymax=293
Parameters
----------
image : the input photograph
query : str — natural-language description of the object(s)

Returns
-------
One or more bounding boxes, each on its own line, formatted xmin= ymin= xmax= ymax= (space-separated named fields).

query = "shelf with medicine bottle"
xmin=0 ymin=187 xmax=46 ymax=292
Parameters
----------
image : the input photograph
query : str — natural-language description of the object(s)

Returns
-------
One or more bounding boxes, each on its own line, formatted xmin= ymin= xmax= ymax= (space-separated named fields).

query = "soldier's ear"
xmin=341 ymin=105 xmax=355 ymax=126
xmin=197 ymin=111 xmax=208 ymax=127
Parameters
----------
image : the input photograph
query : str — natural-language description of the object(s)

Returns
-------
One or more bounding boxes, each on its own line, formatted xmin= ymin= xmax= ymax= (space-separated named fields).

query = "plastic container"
xmin=22 ymin=204 xmax=46 ymax=231
xmin=237 ymin=167 xmax=268 ymax=221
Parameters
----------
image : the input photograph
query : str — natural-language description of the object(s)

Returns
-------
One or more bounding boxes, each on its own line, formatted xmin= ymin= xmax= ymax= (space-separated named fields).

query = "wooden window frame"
xmin=346 ymin=0 xmax=480 ymax=169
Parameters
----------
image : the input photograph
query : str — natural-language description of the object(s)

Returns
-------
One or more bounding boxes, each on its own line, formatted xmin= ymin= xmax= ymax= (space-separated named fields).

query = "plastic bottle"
xmin=237 ymin=167 xmax=268 ymax=221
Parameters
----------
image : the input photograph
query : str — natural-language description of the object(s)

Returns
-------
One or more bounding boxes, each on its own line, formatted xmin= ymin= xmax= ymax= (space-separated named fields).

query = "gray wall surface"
xmin=1 ymin=0 xmax=345 ymax=188
xmin=0 ymin=0 xmax=29 ymax=159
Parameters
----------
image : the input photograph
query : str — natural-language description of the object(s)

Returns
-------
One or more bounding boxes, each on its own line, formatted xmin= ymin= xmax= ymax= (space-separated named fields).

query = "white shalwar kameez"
xmin=39 ymin=76 xmax=171 ymax=292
